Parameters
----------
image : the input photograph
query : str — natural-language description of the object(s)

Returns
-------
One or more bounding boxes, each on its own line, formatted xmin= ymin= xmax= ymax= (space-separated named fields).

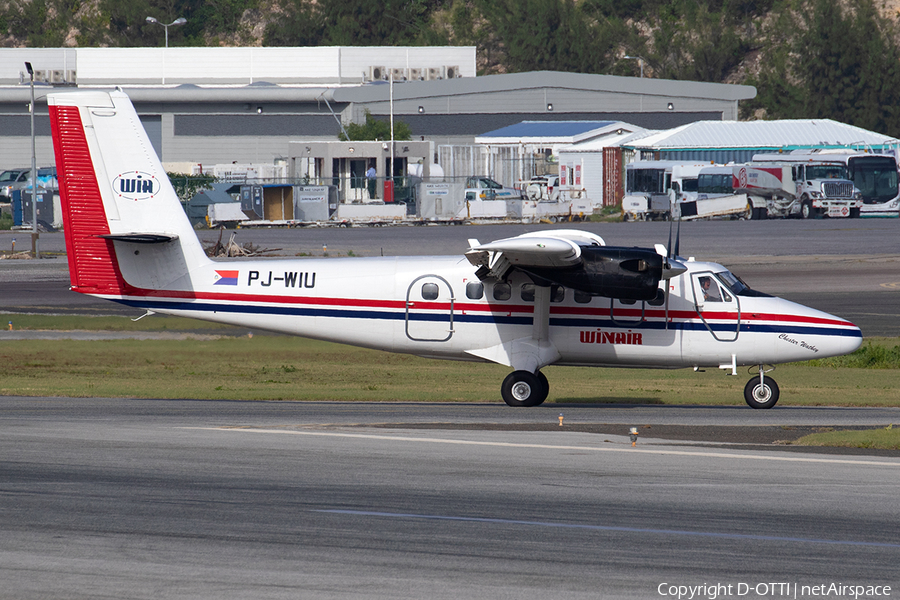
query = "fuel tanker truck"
xmin=735 ymin=162 xmax=862 ymax=219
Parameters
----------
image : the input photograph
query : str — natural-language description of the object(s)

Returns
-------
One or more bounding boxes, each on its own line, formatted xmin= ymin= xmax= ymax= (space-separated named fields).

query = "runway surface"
xmin=1 ymin=398 xmax=899 ymax=599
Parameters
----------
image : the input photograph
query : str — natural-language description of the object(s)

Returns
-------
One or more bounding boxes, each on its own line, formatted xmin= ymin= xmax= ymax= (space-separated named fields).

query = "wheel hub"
xmin=511 ymin=381 xmax=532 ymax=401
xmin=753 ymin=385 xmax=771 ymax=402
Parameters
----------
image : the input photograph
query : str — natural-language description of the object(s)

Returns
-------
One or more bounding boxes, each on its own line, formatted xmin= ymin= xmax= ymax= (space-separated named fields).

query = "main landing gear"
xmin=501 ymin=370 xmax=549 ymax=407
xmin=744 ymin=366 xmax=780 ymax=409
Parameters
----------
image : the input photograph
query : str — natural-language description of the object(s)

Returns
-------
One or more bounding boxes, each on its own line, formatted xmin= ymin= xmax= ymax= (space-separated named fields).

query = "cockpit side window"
xmin=698 ymin=276 xmax=722 ymax=302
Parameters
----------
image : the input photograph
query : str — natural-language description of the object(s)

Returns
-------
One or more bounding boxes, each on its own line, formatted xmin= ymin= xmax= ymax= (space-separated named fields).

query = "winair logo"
xmin=580 ymin=329 xmax=643 ymax=345
xmin=113 ymin=171 xmax=159 ymax=201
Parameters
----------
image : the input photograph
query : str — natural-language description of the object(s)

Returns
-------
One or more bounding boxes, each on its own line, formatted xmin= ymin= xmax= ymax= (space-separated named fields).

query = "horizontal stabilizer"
xmin=99 ymin=233 xmax=179 ymax=244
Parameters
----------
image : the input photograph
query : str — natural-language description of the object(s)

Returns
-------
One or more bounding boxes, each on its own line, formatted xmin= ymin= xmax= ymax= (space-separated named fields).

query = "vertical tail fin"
xmin=48 ymin=89 xmax=210 ymax=296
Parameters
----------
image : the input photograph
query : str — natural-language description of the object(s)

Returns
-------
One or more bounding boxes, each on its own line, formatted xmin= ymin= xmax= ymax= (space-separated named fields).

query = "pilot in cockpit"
xmin=700 ymin=276 xmax=721 ymax=302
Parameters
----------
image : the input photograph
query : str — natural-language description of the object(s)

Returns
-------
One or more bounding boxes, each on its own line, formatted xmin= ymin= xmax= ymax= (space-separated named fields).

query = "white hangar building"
xmin=0 ymin=47 xmax=755 ymax=173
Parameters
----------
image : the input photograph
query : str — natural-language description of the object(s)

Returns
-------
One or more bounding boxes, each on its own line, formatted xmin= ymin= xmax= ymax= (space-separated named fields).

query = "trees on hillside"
xmin=745 ymin=0 xmax=900 ymax=137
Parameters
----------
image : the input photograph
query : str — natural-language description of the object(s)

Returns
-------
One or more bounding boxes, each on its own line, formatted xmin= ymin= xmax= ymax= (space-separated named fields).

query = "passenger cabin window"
xmin=520 ymin=284 xmax=565 ymax=303
xmin=521 ymin=284 xmax=535 ymax=302
xmin=551 ymin=285 xmax=565 ymax=303
xmin=574 ymin=290 xmax=592 ymax=304
xmin=648 ymin=289 xmax=666 ymax=306
xmin=492 ymin=283 xmax=511 ymax=301
xmin=466 ymin=281 xmax=484 ymax=300
xmin=421 ymin=283 xmax=439 ymax=300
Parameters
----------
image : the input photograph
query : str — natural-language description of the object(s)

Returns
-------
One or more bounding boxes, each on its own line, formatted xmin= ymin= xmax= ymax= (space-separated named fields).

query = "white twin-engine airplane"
xmin=47 ymin=90 xmax=863 ymax=408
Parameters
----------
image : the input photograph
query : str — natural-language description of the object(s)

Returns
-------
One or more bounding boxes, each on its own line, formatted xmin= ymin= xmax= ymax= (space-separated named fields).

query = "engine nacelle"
xmin=524 ymin=246 xmax=664 ymax=300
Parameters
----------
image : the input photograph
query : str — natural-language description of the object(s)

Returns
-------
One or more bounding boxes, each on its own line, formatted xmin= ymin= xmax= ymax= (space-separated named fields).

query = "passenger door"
xmin=405 ymin=275 xmax=455 ymax=342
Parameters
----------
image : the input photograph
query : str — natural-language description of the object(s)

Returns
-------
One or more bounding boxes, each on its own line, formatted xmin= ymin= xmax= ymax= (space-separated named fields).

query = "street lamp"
xmin=145 ymin=16 xmax=186 ymax=48
xmin=24 ymin=62 xmax=38 ymax=259
xmin=624 ymin=55 xmax=645 ymax=78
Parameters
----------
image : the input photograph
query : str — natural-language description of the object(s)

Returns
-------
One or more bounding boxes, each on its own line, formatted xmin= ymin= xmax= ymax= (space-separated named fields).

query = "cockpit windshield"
xmin=716 ymin=270 xmax=772 ymax=297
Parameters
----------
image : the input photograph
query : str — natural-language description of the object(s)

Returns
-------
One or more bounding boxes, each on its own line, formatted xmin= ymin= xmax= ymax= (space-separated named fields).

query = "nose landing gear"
xmin=744 ymin=365 xmax=779 ymax=409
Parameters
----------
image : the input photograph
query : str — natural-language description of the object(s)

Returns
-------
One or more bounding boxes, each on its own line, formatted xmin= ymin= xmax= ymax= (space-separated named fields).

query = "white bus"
xmin=753 ymin=151 xmax=900 ymax=218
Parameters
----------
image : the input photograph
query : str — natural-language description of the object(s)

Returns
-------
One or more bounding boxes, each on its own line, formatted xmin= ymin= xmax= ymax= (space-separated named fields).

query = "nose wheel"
xmin=501 ymin=370 xmax=549 ymax=407
xmin=744 ymin=372 xmax=779 ymax=409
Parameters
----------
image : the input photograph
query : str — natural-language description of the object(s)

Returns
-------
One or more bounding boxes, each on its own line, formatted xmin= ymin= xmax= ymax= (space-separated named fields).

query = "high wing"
xmin=466 ymin=229 xmax=686 ymax=301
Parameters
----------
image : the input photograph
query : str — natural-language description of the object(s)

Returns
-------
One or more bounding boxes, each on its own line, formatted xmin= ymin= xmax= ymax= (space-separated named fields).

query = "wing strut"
xmin=532 ymin=285 xmax=551 ymax=344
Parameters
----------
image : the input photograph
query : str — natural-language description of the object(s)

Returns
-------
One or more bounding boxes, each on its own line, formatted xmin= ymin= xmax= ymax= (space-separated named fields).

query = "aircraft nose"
xmin=822 ymin=316 xmax=863 ymax=358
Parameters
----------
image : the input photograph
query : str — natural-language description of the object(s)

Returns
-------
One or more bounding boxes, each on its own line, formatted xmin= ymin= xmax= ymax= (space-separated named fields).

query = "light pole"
xmin=145 ymin=16 xmax=186 ymax=48
xmin=624 ymin=55 xmax=645 ymax=78
xmin=24 ymin=62 xmax=38 ymax=259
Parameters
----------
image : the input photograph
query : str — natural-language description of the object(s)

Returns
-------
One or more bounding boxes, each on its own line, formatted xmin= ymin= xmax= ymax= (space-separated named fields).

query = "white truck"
xmin=622 ymin=161 xmax=750 ymax=221
xmin=753 ymin=151 xmax=899 ymax=217
xmin=729 ymin=162 xmax=863 ymax=219
xmin=622 ymin=161 xmax=705 ymax=221
xmin=464 ymin=176 xmax=523 ymax=200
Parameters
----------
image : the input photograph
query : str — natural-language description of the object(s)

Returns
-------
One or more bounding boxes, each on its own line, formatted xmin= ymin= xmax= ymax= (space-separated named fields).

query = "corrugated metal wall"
xmin=603 ymin=148 xmax=623 ymax=207
xmin=660 ymin=149 xmax=760 ymax=164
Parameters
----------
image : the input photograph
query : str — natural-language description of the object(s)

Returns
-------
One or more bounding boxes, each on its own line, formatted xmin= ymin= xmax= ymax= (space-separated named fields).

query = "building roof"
xmin=335 ymin=70 xmax=756 ymax=103
xmin=559 ymin=127 xmax=647 ymax=152
xmin=475 ymin=120 xmax=639 ymax=145
xmin=623 ymin=119 xmax=898 ymax=151
xmin=480 ymin=121 xmax=615 ymax=138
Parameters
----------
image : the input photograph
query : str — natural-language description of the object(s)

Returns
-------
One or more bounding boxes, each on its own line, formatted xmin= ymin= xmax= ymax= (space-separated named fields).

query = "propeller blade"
xmin=664 ymin=282 xmax=670 ymax=330
xmin=673 ymin=216 xmax=682 ymax=258
xmin=666 ymin=217 xmax=673 ymax=259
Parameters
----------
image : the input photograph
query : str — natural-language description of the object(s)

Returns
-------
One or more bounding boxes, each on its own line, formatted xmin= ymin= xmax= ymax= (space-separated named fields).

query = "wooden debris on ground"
xmin=203 ymin=230 xmax=280 ymax=257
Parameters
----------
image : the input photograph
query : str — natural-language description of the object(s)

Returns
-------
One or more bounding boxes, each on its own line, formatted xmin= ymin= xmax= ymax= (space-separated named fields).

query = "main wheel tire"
xmin=800 ymin=199 xmax=814 ymax=219
xmin=533 ymin=371 xmax=549 ymax=406
xmin=501 ymin=370 xmax=544 ymax=407
xmin=744 ymin=375 xmax=780 ymax=409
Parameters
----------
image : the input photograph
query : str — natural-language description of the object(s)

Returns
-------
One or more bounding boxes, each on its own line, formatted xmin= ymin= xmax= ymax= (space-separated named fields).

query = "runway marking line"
xmin=190 ymin=427 xmax=900 ymax=468
xmin=313 ymin=509 xmax=900 ymax=550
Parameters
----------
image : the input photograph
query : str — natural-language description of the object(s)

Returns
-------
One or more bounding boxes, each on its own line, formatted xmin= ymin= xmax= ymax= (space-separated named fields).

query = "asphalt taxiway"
xmin=1 ymin=397 xmax=899 ymax=599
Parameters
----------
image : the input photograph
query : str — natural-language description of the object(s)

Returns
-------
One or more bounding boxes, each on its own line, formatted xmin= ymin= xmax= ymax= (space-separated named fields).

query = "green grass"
xmin=792 ymin=425 xmax=900 ymax=450
xmin=588 ymin=204 xmax=624 ymax=222
xmin=3 ymin=313 xmax=899 ymax=405
xmin=3 ymin=314 xmax=241 ymax=332
xmin=805 ymin=339 xmax=900 ymax=369
xmin=1 ymin=332 xmax=899 ymax=405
